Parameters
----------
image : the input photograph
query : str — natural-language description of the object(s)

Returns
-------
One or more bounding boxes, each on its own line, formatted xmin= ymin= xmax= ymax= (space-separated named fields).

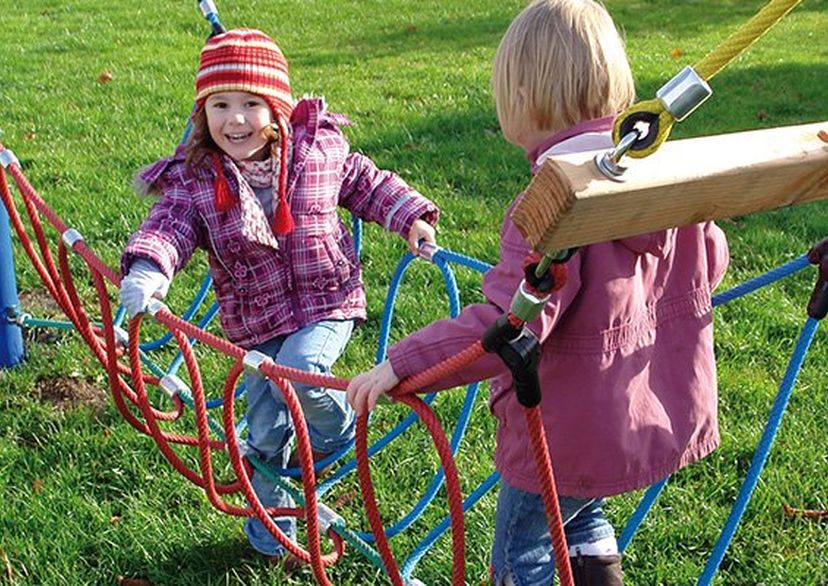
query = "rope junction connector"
xmin=145 ymin=298 xmax=169 ymax=318
xmin=242 ymin=350 xmax=270 ymax=376
xmin=113 ymin=325 xmax=129 ymax=347
xmin=416 ymin=241 xmax=441 ymax=263
xmin=0 ymin=149 xmax=19 ymax=169
xmin=61 ymin=228 xmax=85 ymax=248
xmin=159 ymin=373 xmax=189 ymax=400
xmin=656 ymin=66 xmax=713 ymax=122
xmin=316 ymin=502 xmax=346 ymax=534
xmin=482 ymin=314 xmax=542 ymax=408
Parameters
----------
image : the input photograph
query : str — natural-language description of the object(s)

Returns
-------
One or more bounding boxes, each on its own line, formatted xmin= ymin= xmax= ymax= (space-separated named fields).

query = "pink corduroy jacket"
xmin=122 ymin=98 xmax=438 ymax=349
xmin=387 ymin=123 xmax=730 ymax=498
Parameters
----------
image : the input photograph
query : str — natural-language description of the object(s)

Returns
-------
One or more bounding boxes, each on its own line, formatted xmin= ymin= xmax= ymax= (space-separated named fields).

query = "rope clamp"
xmin=145 ymin=298 xmax=168 ymax=317
xmin=242 ymin=350 xmax=270 ymax=376
xmin=416 ymin=241 xmax=441 ymax=262
xmin=594 ymin=129 xmax=640 ymax=180
xmin=510 ymin=282 xmax=551 ymax=323
xmin=159 ymin=374 xmax=189 ymax=399
xmin=0 ymin=149 xmax=19 ymax=169
xmin=656 ymin=66 xmax=712 ymax=122
xmin=61 ymin=228 xmax=85 ymax=248
xmin=113 ymin=325 xmax=129 ymax=347
xmin=13 ymin=311 xmax=31 ymax=326
xmin=482 ymin=314 xmax=542 ymax=408
xmin=316 ymin=502 xmax=345 ymax=534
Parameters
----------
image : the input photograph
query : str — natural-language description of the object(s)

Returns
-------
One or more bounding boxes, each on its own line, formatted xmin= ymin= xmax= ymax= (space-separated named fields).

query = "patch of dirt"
xmin=34 ymin=375 xmax=107 ymax=413
xmin=18 ymin=288 xmax=62 ymax=315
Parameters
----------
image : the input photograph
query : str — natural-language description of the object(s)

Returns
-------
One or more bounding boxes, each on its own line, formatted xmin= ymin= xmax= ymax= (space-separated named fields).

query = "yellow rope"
xmin=615 ymin=0 xmax=802 ymax=159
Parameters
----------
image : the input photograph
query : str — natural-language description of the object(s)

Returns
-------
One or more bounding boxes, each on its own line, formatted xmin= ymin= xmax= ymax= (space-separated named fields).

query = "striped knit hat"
xmin=195 ymin=29 xmax=295 ymax=235
xmin=195 ymin=28 xmax=293 ymax=121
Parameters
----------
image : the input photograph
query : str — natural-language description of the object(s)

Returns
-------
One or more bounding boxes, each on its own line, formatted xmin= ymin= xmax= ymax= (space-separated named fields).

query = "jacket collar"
xmin=527 ymin=116 xmax=615 ymax=174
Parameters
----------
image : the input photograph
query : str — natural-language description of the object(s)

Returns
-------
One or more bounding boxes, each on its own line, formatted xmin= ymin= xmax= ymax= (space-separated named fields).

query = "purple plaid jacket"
xmin=122 ymin=97 xmax=438 ymax=348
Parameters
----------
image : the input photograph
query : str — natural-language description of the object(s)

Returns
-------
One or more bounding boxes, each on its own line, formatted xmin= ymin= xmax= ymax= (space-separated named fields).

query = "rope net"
xmin=1 ymin=141 xmax=823 ymax=585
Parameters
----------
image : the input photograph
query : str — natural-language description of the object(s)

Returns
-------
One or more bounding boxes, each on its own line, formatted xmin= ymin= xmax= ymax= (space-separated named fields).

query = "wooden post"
xmin=513 ymin=121 xmax=828 ymax=254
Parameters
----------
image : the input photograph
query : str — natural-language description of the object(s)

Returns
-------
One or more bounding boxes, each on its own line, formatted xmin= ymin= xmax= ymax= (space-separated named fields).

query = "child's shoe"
xmin=570 ymin=554 xmax=623 ymax=586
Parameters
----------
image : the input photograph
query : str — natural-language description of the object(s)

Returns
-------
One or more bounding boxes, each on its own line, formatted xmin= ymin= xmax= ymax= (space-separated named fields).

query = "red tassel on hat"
xmin=272 ymin=115 xmax=295 ymax=235
xmin=212 ymin=152 xmax=236 ymax=212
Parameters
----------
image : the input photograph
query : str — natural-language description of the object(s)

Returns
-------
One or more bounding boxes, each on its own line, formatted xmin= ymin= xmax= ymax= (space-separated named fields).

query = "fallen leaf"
xmin=756 ymin=109 xmax=769 ymax=121
xmin=32 ymin=478 xmax=44 ymax=494
xmin=406 ymin=24 xmax=418 ymax=33
xmin=333 ymin=490 xmax=359 ymax=509
xmin=98 ymin=70 xmax=114 ymax=84
xmin=818 ymin=129 xmax=828 ymax=143
xmin=109 ymin=515 xmax=122 ymax=525
xmin=116 ymin=576 xmax=154 ymax=586
xmin=24 ymin=131 xmax=36 ymax=141
xmin=670 ymin=48 xmax=684 ymax=58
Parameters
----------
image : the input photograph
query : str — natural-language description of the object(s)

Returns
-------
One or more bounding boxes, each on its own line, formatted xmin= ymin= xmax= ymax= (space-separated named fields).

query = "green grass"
xmin=1 ymin=0 xmax=827 ymax=584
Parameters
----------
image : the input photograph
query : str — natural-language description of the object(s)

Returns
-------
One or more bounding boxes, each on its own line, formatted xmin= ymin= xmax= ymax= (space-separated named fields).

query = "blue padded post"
xmin=0 ymin=200 xmax=25 ymax=368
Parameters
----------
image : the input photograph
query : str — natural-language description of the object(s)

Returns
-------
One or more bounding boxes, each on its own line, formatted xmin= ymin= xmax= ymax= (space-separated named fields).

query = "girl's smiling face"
xmin=205 ymin=91 xmax=273 ymax=161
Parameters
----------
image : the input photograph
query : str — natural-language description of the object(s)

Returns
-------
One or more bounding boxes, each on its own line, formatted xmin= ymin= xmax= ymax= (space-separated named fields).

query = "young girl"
xmin=119 ymin=28 xmax=438 ymax=562
xmin=347 ymin=1 xmax=729 ymax=584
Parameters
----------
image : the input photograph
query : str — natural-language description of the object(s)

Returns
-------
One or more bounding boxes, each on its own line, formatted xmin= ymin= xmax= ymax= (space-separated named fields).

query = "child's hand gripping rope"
xmin=119 ymin=258 xmax=170 ymax=317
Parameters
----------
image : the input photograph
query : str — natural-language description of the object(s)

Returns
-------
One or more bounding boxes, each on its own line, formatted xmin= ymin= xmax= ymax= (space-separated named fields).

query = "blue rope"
xmin=618 ymin=477 xmax=668 ymax=552
xmin=617 ymin=254 xmax=814 ymax=552
xmin=712 ymin=255 xmax=809 ymax=307
xmin=401 ymin=470 xmax=501 ymax=580
xmin=697 ymin=316 xmax=820 ymax=585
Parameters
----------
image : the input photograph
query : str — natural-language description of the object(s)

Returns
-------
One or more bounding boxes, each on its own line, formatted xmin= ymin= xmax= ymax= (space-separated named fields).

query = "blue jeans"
xmin=492 ymin=478 xmax=617 ymax=586
xmin=242 ymin=319 xmax=355 ymax=556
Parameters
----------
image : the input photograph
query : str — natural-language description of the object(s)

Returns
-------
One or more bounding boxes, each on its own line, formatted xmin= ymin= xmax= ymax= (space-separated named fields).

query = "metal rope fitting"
xmin=316 ymin=502 xmax=345 ymax=534
xmin=509 ymin=281 xmax=551 ymax=324
xmin=13 ymin=312 xmax=31 ymax=326
xmin=145 ymin=298 xmax=168 ymax=317
xmin=594 ymin=129 xmax=640 ymax=180
xmin=242 ymin=350 xmax=269 ymax=376
xmin=113 ymin=325 xmax=129 ymax=347
xmin=198 ymin=0 xmax=218 ymax=17
xmin=656 ymin=66 xmax=712 ymax=122
xmin=0 ymin=149 xmax=19 ymax=169
xmin=416 ymin=241 xmax=441 ymax=263
xmin=61 ymin=228 xmax=85 ymax=248
xmin=159 ymin=373 xmax=190 ymax=399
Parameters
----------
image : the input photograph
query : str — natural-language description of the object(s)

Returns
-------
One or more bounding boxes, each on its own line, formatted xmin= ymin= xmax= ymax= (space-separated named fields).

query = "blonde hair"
xmin=492 ymin=0 xmax=635 ymax=144
xmin=183 ymin=107 xmax=280 ymax=170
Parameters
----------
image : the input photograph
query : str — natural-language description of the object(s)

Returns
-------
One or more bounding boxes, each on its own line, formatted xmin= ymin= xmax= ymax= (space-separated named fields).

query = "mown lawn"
xmin=0 ymin=0 xmax=827 ymax=584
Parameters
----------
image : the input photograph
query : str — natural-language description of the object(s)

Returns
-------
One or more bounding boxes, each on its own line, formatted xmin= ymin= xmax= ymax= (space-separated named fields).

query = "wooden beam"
xmin=513 ymin=121 xmax=828 ymax=253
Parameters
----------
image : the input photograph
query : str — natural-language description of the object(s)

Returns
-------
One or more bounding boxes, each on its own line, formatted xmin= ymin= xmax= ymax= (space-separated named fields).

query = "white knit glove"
xmin=119 ymin=259 xmax=171 ymax=317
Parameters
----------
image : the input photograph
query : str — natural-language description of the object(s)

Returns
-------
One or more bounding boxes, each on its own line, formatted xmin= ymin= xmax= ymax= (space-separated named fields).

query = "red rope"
xmin=1 ymin=146 xmax=572 ymax=586
xmin=526 ymin=406 xmax=573 ymax=586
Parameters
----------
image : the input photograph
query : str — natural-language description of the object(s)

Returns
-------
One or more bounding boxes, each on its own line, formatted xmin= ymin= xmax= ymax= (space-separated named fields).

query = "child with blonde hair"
xmin=347 ymin=1 xmax=729 ymax=584
xmin=119 ymin=28 xmax=438 ymax=563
